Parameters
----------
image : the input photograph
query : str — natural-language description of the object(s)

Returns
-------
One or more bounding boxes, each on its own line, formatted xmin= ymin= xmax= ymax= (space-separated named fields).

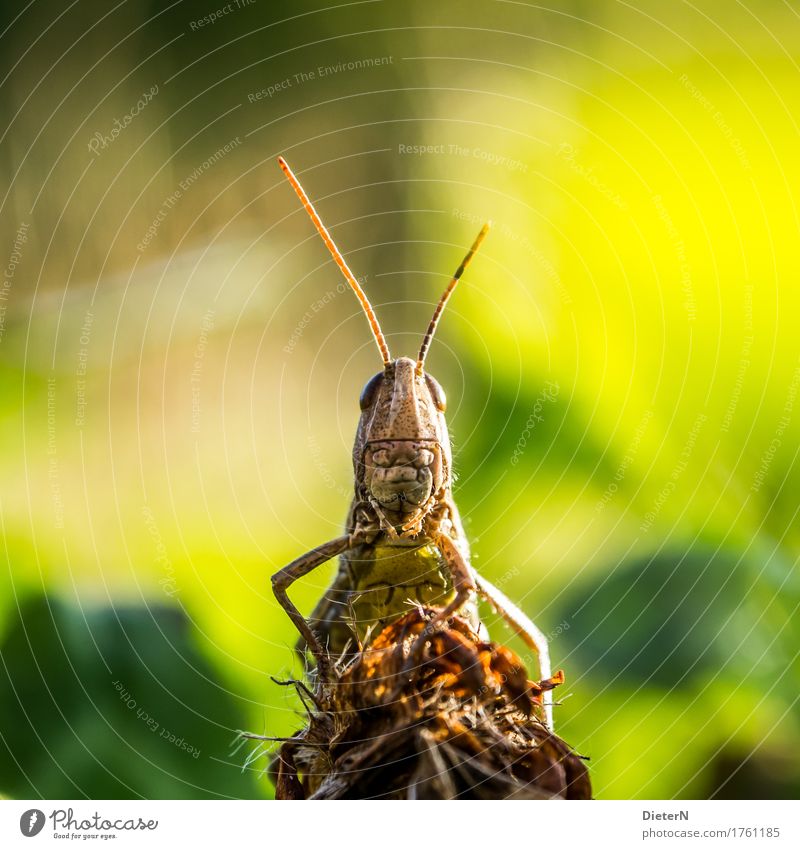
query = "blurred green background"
xmin=1 ymin=0 xmax=799 ymax=799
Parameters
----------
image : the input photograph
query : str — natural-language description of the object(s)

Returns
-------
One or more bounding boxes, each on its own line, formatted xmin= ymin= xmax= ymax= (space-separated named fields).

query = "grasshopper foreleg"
xmin=472 ymin=572 xmax=553 ymax=729
xmin=430 ymin=533 xmax=476 ymax=623
xmin=404 ymin=532 xmax=477 ymax=674
xmin=294 ymin=567 xmax=353 ymax=663
xmin=271 ymin=534 xmax=354 ymax=675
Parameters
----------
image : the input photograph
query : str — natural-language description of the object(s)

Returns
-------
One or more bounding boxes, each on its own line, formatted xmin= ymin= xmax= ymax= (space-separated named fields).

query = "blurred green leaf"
xmin=0 ymin=595 xmax=262 ymax=799
xmin=554 ymin=546 xmax=798 ymax=695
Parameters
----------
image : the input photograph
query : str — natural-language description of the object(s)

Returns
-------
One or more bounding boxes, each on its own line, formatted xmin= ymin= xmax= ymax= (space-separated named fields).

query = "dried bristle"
xmin=277 ymin=156 xmax=391 ymax=365
xmin=416 ymin=222 xmax=491 ymax=374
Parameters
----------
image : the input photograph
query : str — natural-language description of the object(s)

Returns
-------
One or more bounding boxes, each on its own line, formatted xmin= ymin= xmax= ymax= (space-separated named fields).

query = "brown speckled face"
xmin=364 ymin=440 xmax=442 ymax=512
xmin=353 ymin=357 xmax=451 ymax=512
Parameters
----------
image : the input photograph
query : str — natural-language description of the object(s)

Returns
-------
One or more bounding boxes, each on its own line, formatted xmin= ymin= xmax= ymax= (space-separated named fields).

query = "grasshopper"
xmin=272 ymin=157 xmax=553 ymax=727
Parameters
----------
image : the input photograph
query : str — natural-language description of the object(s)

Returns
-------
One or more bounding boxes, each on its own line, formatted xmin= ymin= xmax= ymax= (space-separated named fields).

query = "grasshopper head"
xmin=277 ymin=157 xmax=489 ymax=525
xmin=354 ymin=357 xmax=450 ymax=514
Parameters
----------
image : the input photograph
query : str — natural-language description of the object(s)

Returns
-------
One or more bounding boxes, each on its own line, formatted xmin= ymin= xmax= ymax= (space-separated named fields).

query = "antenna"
xmin=277 ymin=156 xmax=391 ymax=366
xmin=416 ymin=222 xmax=490 ymax=374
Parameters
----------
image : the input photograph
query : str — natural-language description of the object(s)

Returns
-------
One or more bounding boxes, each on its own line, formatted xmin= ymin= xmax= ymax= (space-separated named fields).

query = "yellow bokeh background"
xmin=1 ymin=0 xmax=798 ymax=798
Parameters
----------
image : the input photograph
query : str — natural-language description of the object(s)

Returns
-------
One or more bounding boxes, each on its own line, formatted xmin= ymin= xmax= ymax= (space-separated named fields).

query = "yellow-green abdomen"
xmin=341 ymin=542 xmax=454 ymax=649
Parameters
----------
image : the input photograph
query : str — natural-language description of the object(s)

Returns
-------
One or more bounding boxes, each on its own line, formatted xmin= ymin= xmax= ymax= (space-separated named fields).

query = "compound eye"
xmin=359 ymin=372 xmax=383 ymax=411
xmin=425 ymin=374 xmax=447 ymax=413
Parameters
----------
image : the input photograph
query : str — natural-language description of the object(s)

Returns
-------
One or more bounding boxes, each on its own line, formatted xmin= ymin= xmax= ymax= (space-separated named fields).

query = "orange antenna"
xmin=277 ymin=156 xmax=391 ymax=366
xmin=416 ymin=222 xmax=490 ymax=374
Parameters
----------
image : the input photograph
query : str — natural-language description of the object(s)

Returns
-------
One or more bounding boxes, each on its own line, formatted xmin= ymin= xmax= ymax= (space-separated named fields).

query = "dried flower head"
xmin=255 ymin=608 xmax=591 ymax=799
